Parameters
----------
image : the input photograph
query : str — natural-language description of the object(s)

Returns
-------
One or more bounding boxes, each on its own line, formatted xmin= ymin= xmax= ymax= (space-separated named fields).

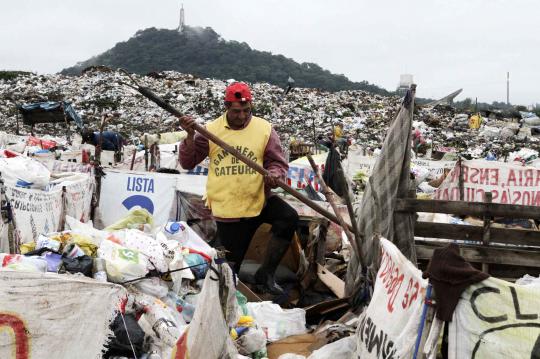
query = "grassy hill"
xmin=61 ymin=26 xmax=392 ymax=95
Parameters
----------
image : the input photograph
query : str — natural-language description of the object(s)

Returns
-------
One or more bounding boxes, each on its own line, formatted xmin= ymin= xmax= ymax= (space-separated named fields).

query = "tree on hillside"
xmin=61 ymin=27 xmax=393 ymax=96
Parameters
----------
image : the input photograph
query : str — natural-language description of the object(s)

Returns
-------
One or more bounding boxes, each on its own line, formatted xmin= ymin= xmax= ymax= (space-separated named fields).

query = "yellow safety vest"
xmin=206 ymin=114 xmax=272 ymax=218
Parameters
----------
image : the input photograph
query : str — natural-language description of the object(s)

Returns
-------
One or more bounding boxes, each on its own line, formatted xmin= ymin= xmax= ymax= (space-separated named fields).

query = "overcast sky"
xmin=1 ymin=0 xmax=538 ymax=105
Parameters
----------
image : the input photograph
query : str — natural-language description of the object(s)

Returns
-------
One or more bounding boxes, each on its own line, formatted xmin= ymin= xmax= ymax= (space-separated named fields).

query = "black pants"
xmin=216 ymin=196 xmax=299 ymax=272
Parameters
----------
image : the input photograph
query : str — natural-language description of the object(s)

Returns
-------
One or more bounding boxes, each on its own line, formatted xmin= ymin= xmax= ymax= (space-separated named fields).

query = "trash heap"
xmin=0 ymin=204 xmax=313 ymax=358
xmin=2 ymin=69 xmax=538 ymax=160
xmin=0 ymin=140 xmax=363 ymax=358
xmin=412 ymin=106 xmax=540 ymax=160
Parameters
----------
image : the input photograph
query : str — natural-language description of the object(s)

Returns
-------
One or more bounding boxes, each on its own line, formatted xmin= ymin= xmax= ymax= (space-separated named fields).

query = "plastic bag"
xmin=173 ymin=222 xmax=216 ymax=258
xmin=246 ymin=302 xmax=307 ymax=342
xmin=522 ymin=116 xmax=540 ymax=126
xmin=515 ymin=274 xmax=540 ymax=288
xmin=24 ymin=247 xmax=64 ymax=272
xmin=65 ymin=215 xmax=106 ymax=246
xmin=134 ymin=277 xmax=170 ymax=298
xmin=169 ymin=249 xmax=194 ymax=294
xmin=68 ymin=234 xmax=99 ymax=257
xmin=155 ymin=231 xmax=180 ymax=266
xmin=236 ymin=291 xmax=249 ymax=316
xmin=105 ymin=207 xmax=154 ymax=232
xmin=105 ymin=313 xmax=145 ymax=358
xmin=235 ymin=327 xmax=267 ymax=356
xmin=307 ymin=336 xmax=356 ymax=359
xmin=418 ymin=181 xmax=436 ymax=194
xmin=110 ymin=229 xmax=168 ymax=273
xmin=62 ymin=254 xmax=93 ymax=277
xmin=411 ymin=164 xmax=430 ymax=185
xmin=0 ymin=156 xmax=51 ymax=189
xmin=0 ymin=253 xmax=47 ymax=272
xmin=42 ymin=252 xmax=63 ymax=272
xmin=98 ymin=240 xmax=149 ymax=282
xmin=134 ymin=293 xmax=184 ymax=348
xmin=185 ymin=253 xmax=209 ymax=279
xmin=36 ymin=235 xmax=61 ymax=252
xmin=322 ymin=146 xmax=345 ymax=196
xmin=176 ymin=192 xmax=218 ymax=244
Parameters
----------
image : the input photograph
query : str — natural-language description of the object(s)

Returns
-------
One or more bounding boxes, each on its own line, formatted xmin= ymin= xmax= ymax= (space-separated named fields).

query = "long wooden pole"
xmin=307 ymin=154 xmax=356 ymax=241
xmin=336 ymin=166 xmax=364 ymax=264
xmin=135 ymin=85 xmax=345 ymax=227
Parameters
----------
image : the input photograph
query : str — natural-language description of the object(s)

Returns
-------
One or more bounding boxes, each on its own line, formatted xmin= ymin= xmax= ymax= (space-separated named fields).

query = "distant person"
xmin=81 ymin=129 xmax=124 ymax=152
xmin=333 ymin=122 xmax=349 ymax=155
xmin=412 ymin=128 xmax=427 ymax=157
xmin=333 ymin=122 xmax=344 ymax=140
xmin=317 ymin=134 xmax=333 ymax=151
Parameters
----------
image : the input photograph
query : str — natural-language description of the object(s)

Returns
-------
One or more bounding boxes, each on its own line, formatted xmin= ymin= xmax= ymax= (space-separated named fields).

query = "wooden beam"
xmin=396 ymin=198 xmax=540 ymax=219
xmin=317 ymin=264 xmax=345 ymax=299
xmin=481 ymin=192 xmax=493 ymax=273
xmin=415 ymin=242 xmax=540 ymax=268
xmin=237 ymin=281 xmax=262 ymax=302
xmin=415 ymin=221 xmax=540 ymax=247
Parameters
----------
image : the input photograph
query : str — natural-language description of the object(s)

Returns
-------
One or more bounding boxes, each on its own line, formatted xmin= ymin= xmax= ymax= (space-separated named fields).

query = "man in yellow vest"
xmin=179 ymin=82 xmax=298 ymax=295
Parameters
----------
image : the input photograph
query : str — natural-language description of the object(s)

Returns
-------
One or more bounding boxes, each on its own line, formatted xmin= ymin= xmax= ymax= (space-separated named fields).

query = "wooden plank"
xmin=482 ymin=192 xmax=493 ymax=273
xmin=237 ymin=281 xmax=262 ymax=302
xmin=416 ymin=258 xmax=540 ymax=280
xmin=415 ymin=222 xmax=540 ymax=247
xmin=396 ymin=199 xmax=540 ymax=219
xmin=458 ymin=157 xmax=464 ymax=201
xmin=304 ymin=297 xmax=350 ymax=316
xmin=317 ymin=264 xmax=345 ymax=299
xmin=415 ymin=242 xmax=540 ymax=268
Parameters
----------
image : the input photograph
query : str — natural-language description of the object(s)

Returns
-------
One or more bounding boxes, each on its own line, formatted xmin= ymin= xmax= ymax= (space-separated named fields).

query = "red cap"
xmin=224 ymin=82 xmax=252 ymax=102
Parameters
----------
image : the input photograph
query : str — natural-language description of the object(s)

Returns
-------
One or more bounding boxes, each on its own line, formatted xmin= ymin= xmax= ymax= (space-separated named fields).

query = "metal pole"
xmin=413 ymin=284 xmax=432 ymax=359
xmin=312 ymin=116 xmax=317 ymax=155
xmin=506 ymin=72 xmax=510 ymax=106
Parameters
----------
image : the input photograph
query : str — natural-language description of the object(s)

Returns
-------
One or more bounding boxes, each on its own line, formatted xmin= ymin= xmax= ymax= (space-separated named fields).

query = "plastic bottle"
xmin=163 ymin=221 xmax=186 ymax=241
xmin=63 ymin=243 xmax=85 ymax=258
xmin=145 ymin=301 xmax=182 ymax=347
xmin=176 ymin=298 xmax=195 ymax=323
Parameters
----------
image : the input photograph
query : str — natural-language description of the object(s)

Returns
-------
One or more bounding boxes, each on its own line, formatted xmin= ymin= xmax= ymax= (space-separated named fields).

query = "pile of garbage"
xmin=0 ymin=139 xmax=364 ymax=358
xmin=2 ymin=69 xmax=538 ymax=160
xmin=0 ymin=206 xmax=313 ymax=358
xmin=413 ymin=107 xmax=540 ymax=160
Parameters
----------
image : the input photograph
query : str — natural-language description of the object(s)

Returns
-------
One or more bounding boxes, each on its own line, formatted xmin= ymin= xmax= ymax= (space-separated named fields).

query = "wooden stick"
xmin=306 ymin=154 xmax=356 ymax=251
xmin=458 ymin=157 xmax=464 ymax=201
xmin=395 ymin=198 xmax=540 ymax=219
xmin=130 ymin=147 xmax=136 ymax=170
xmin=136 ymin=85 xmax=347 ymax=227
xmin=336 ymin=166 xmax=364 ymax=264
xmin=482 ymin=192 xmax=492 ymax=273
xmin=144 ymin=135 xmax=149 ymax=172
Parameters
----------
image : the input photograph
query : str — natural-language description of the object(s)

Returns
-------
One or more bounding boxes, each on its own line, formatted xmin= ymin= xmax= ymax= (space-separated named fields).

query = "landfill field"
xmin=3 ymin=69 xmax=540 ymax=359
xmin=2 ymin=69 xmax=539 ymax=160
